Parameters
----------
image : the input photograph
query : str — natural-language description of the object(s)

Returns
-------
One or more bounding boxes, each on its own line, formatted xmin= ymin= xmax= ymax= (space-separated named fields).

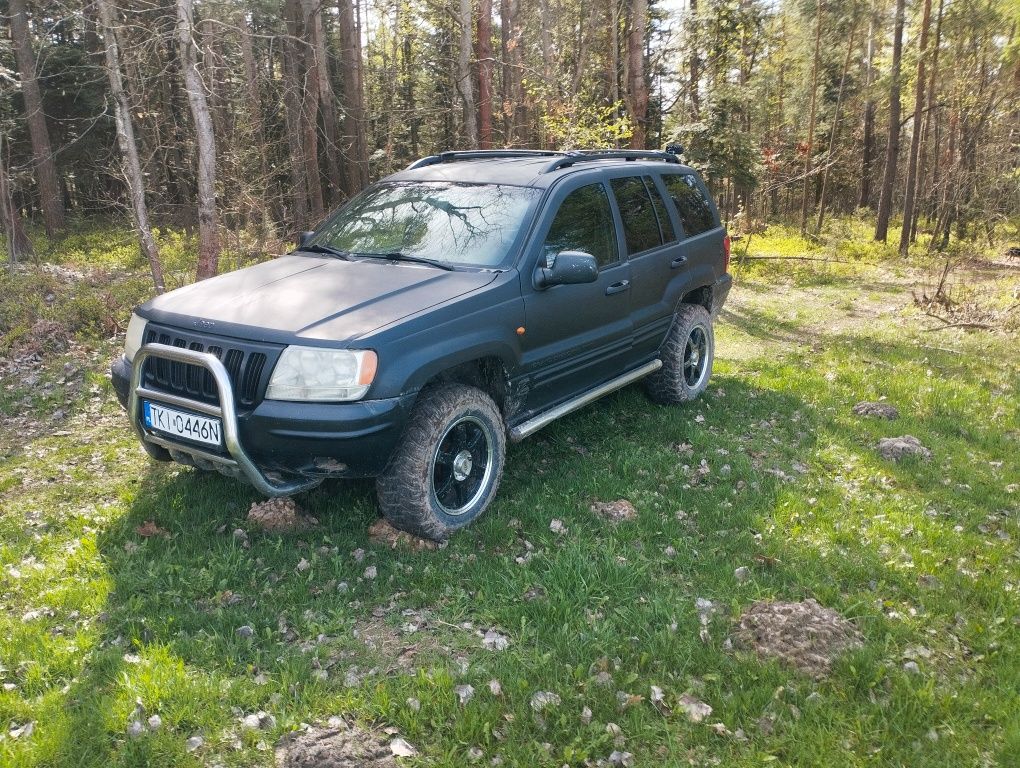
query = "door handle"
xmin=605 ymin=280 xmax=630 ymax=295
xmin=670 ymin=256 xmax=688 ymax=268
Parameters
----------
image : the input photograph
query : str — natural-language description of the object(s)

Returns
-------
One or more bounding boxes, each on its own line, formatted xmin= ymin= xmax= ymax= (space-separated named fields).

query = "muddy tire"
xmin=376 ymin=384 xmax=506 ymax=540
xmin=645 ymin=303 xmax=714 ymax=405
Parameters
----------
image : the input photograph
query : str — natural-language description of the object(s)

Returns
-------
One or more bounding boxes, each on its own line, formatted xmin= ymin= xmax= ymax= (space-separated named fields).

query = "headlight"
xmin=124 ymin=313 xmax=147 ymax=362
xmin=266 ymin=346 xmax=377 ymax=402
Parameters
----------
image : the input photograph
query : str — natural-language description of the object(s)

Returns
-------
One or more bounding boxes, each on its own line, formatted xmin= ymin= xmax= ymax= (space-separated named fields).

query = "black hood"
xmin=141 ymin=255 xmax=498 ymax=344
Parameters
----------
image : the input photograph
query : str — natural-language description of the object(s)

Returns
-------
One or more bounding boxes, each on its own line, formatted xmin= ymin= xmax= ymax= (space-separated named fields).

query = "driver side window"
xmin=543 ymin=183 xmax=620 ymax=268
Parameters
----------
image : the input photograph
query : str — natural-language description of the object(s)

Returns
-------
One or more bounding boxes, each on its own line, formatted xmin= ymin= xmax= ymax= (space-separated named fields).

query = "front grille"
xmin=141 ymin=324 xmax=282 ymax=409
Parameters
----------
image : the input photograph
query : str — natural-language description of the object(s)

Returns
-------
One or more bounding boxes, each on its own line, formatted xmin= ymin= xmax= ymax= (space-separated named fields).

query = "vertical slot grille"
xmin=139 ymin=326 xmax=279 ymax=410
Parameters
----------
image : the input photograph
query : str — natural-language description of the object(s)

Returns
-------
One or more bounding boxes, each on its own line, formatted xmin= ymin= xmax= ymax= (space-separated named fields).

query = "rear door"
xmin=606 ymin=173 xmax=684 ymax=361
xmin=519 ymin=178 xmax=633 ymax=413
xmin=661 ymin=172 xmax=724 ymax=293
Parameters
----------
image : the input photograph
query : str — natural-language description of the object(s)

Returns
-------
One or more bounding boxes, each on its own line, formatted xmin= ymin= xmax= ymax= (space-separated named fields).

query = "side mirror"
xmin=297 ymin=231 xmax=315 ymax=248
xmin=535 ymin=250 xmax=599 ymax=289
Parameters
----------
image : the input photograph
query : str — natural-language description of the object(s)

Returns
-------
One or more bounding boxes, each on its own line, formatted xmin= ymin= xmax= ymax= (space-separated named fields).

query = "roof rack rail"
xmin=406 ymin=150 xmax=567 ymax=170
xmin=542 ymin=149 xmax=682 ymax=173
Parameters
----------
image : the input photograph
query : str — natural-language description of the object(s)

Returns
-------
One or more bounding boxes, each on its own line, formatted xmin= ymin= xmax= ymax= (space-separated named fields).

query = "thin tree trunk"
xmin=177 ymin=0 xmax=220 ymax=279
xmin=688 ymin=0 xmax=699 ymax=119
xmin=500 ymin=0 xmax=512 ymax=143
xmin=859 ymin=8 xmax=876 ymax=209
xmin=898 ymin=0 xmax=933 ymax=255
xmin=301 ymin=0 xmax=343 ymax=203
xmin=0 ymin=135 xmax=33 ymax=265
xmin=281 ymin=21 xmax=310 ymax=226
xmin=458 ymin=0 xmax=478 ymax=147
xmin=875 ymin=0 xmax=905 ymax=242
xmin=912 ymin=0 xmax=944 ymax=242
xmin=338 ymin=0 xmax=368 ymax=192
xmin=96 ymin=0 xmax=165 ymax=293
xmin=815 ymin=21 xmax=857 ymax=234
xmin=285 ymin=0 xmax=323 ymax=220
xmin=8 ymin=0 xmax=65 ymax=236
xmin=625 ymin=0 xmax=648 ymax=149
xmin=476 ymin=0 xmax=493 ymax=148
xmin=799 ymin=0 xmax=822 ymax=233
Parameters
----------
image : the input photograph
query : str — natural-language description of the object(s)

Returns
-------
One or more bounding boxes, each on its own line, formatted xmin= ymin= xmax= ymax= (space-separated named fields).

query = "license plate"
xmin=143 ymin=401 xmax=222 ymax=447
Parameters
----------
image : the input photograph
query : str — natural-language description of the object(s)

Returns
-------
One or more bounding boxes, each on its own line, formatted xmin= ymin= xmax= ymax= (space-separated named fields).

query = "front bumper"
xmin=113 ymin=345 xmax=413 ymax=495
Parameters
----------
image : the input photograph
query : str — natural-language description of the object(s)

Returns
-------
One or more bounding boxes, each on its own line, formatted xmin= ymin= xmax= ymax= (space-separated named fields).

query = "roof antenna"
xmin=664 ymin=143 xmax=684 ymax=157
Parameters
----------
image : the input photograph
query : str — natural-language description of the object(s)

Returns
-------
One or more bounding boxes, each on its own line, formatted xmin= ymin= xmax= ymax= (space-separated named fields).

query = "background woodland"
xmin=1 ymin=0 xmax=1018 ymax=286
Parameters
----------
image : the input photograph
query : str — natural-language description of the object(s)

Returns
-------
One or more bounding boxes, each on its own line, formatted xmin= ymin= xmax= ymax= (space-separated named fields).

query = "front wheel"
xmin=376 ymin=384 xmax=506 ymax=540
xmin=645 ymin=303 xmax=715 ymax=405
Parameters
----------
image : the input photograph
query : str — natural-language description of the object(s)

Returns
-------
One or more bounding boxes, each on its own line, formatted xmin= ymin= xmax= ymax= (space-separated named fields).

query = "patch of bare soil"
xmin=352 ymin=609 xmax=453 ymax=674
xmin=590 ymin=499 xmax=638 ymax=523
xmin=732 ymin=598 xmax=863 ymax=679
xmin=876 ymin=435 xmax=931 ymax=461
xmin=275 ymin=720 xmax=406 ymax=767
xmin=852 ymin=401 xmax=899 ymax=420
xmin=246 ymin=498 xmax=317 ymax=532
xmin=367 ymin=518 xmax=440 ymax=551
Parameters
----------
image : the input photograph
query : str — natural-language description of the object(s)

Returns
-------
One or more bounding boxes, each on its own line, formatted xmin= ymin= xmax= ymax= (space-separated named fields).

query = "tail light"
xmin=723 ymin=233 xmax=731 ymax=272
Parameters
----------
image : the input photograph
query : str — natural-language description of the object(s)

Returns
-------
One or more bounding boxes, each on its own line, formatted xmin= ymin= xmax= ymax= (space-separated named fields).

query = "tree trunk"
xmin=898 ymin=0 xmax=932 ymax=255
xmin=798 ymin=0 xmax=822 ymax=233
xmin=688 ymin=0 xmax=699 ymax=120
xmin=610 ymin=0 xmax=621 ymax=143
xmin=874 ymin=0 xmax=905 ymax=242
xmin=859 ymin=8 xmax=876 ymax=209
xmin=500 ymin=0 xmax=512 ymax=143
xmin=0 ymin=135 xmax=33 ymax=265
xmin=177 ymin=0 xmax=220 ymax=279
xmin=458 ymin=0 xmax=478 ymax=147
xmin=301 ymin=0 xmax=343 ymax=203
xmin=285 ymin=0 xmax=324 ymax=220
xmin=815 ymin=21 xmax=857 ymax=234
xmin=96 ymin=0 xmax=165 ymax=293
xmin=624 ymin=0 xmax=648 ymax=149
xmin=912 ymin=0 xmax=944 ymax=242
xmin=338 ymin=0 xmax=368 ymax=192
xmin=281 ymin=20 xmax=310 ymax=227
xmin=476 ymin=0 xmax=493 ymax=148
xmin=8 ymin=0 xmax=65 ymax=236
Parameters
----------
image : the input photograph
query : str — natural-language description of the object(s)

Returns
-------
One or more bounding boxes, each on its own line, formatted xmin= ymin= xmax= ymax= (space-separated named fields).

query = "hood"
xmin=142 ymin=255 xmax=499 ymax=343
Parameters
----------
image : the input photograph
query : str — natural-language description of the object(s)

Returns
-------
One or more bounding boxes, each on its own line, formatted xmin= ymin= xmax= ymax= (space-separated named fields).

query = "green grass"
xmin=1 ymin=226 xmax=1018 ymax=766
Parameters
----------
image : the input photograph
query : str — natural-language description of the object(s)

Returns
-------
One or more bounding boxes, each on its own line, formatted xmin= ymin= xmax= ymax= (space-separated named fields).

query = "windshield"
xmin=308 ymin=182 xmax=539 ymax=268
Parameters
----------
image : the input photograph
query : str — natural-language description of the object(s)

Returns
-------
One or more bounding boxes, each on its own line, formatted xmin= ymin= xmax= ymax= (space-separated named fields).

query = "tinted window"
xmin=645 ymin=176 xmax=676 ymax=243
xmin=663 ymin=174 xmax=716 ymax=237
xmin=610 ymin=176 xmax=663 ymax=255
xmin=312 ymin=182 xmax=539 ymax=267
xmin=544 ymin=183 xmax=619 ymax=268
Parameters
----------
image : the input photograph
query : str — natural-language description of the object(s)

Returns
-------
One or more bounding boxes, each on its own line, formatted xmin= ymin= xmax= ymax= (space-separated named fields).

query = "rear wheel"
xmin=376 ymin=384 xmax=506 ymax=540
xmin=645 ymin=303 xmax=714 ymax=405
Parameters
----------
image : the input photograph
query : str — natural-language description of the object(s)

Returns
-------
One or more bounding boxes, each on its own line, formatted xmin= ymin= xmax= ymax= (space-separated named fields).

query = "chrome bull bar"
xmin=129 ymin=343 xmax=321 ymax=497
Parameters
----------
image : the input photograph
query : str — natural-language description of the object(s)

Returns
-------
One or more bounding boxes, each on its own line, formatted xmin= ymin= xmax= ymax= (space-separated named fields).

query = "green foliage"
xmin=540 ymin=101 xmax=633 ymax=150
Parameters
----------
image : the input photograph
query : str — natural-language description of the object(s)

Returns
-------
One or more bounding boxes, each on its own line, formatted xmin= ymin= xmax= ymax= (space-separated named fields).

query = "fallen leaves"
xmin=135 ymin=520 xmax=169 ymax=538
xmin=678 ymin=693 xmax=713 ymax=723
xmin=368 ymin=518 xmax=440 ymax=550
xmin=530 ymin=690 xmax=561 ymax=711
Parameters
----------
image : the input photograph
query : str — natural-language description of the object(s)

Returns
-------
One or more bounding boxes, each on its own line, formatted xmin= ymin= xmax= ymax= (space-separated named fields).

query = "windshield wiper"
xmin=354 ymin=251 xmax=455 ymax=271
xmin=297 ymin=243 xmax=351 ymax=260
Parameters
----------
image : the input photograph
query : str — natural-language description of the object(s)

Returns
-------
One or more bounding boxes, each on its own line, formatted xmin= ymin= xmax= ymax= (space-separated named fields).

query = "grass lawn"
xmin=1 ymin=229 xmax=1018 ymax=767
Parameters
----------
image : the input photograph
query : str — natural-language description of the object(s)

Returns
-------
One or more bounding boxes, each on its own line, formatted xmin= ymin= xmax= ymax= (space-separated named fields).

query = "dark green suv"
xmin=112 ymin=149 xmax=732 ymax=539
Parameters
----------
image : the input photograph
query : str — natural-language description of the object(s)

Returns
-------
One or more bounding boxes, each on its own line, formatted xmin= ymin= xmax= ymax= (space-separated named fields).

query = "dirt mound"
xmin=246 ymin=498 xmax=317 ymax=532
xmin=590 ymin=499 xmax=638 ymax=523
xmin=367 ymin=518 xmax=439 ymax=550
xmin=852 ymin=401 xmax=899 ymax=420
xmin=876 ymin=435 xmax=931 ymax=461
xmin=732 ymin=598 xmax=863 ymax=678
xmin=275 ymin=721 xmax=405 ymax=767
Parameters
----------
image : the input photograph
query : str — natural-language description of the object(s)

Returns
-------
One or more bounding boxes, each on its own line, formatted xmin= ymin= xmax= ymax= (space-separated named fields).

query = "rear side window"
xmin=610 ymin=176 xmax=665 ymax=255
xmin=663 ymin=174 xmax=716 ymax=237
xmin=544 ymin=183 xmax=620 ymax=268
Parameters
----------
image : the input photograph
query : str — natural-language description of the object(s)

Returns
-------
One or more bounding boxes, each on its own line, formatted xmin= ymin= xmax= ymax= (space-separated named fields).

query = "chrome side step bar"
xmin=129 ymin=343 xmax=321 ymax=497
xmin=508 ymin=359 xmax=662 ymax=442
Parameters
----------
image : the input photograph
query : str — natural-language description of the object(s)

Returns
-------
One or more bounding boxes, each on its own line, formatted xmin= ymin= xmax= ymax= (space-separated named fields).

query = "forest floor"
xmin=1 ymin=224 xmax=1018 ymax=767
